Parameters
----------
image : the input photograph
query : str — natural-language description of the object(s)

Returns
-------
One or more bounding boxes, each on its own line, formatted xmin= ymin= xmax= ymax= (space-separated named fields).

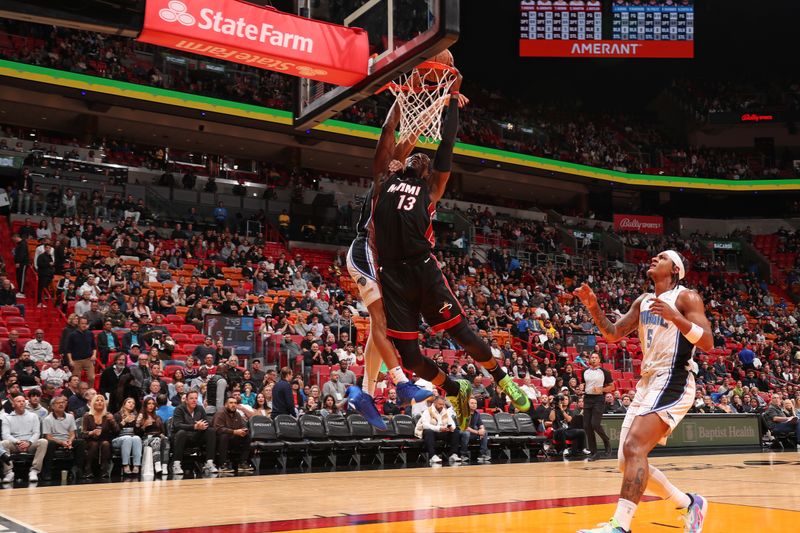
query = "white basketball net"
xmin=386 ymin=62 xmax=459 ymax=144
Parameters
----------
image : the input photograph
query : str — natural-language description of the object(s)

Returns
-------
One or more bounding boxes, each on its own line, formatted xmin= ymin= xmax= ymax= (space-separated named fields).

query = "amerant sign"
xmin=138 ymin=0 xmax=369 ymax=85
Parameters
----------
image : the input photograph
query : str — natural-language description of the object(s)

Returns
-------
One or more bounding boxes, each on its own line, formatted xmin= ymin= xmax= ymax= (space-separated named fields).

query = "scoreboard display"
xmin=520 ymin=0 xmax=694 ymax=58
xmin=204 ymin=315 xmax=256 ymax=357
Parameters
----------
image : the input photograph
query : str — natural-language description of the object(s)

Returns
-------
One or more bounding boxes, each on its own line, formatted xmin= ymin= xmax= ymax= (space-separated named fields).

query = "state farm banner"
xmin=613 ymin=214 xmax=664 ymax=234
xmin=138 ymin=0 xmax=369 ymax=85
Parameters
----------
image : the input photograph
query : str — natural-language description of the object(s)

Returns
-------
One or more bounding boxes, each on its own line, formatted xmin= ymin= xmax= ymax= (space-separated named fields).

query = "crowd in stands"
xmin=668 ymin=78 xmax=800 ymax=121
xmin=1 ymin=187 xmax=800 ymax=481
xmin=1 ymin=20 xmax=799 ymax=181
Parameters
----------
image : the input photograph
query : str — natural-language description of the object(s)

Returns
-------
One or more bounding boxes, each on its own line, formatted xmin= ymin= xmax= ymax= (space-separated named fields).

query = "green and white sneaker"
xmin=497 ymin=375 xmax=531 ymax=412
xmin=577 ymin=517 xmax=630 ymax=533
xmin=446 ymin=380 xmax=473 ymax=430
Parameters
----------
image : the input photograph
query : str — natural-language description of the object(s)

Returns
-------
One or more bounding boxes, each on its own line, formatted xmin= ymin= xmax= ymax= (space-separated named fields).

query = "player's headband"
xmin=663 ymin=250 xmax=685 ymax=280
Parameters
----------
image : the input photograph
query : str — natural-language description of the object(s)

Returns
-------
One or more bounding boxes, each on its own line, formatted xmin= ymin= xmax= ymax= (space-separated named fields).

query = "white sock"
xmin=389 ymin=366 xmax=408 ymax=384
xmin=648 ymin=465 xmax=691 ymax=509
xmin=361 ymin=379 xmax=370 ymax=393
xmin=612 ymin=498 xmax=637 ymax=531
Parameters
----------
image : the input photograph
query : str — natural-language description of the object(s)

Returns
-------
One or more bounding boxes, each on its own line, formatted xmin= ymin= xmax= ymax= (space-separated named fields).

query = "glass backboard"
xmin=294 ymin=0 xmax=458 ymax=130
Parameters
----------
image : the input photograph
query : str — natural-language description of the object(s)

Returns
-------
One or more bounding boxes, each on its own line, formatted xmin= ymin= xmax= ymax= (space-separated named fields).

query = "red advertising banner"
xmin=138 ymin=0 xmax=369 ymax=86
xmin=613 ymin=214 xmax=664 ymax=234
xmin=520 ymin=40 xmax=693 ymax=59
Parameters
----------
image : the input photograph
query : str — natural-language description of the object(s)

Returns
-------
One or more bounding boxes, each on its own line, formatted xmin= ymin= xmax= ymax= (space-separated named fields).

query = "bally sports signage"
xmin=613 ymin=214 xmax=664 ymax=235
xmin=138 ymin=0 xmax=369 ymax=85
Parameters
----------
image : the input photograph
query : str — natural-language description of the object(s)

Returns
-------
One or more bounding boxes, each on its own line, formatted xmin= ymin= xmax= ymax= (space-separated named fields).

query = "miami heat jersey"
xmin=637 ymin=285 xmax=695 ymax=374
xmin=373 ymin=173 xmax=435 ymax=263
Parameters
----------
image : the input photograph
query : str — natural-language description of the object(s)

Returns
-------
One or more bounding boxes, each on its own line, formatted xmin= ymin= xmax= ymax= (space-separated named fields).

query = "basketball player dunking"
xmin=344 ymin=99 xmax=434 ymax=427
xmin=370 ymin=71 xmax=531 ymax=431
xmin=576 ymin=251 xmax=710 ymax=533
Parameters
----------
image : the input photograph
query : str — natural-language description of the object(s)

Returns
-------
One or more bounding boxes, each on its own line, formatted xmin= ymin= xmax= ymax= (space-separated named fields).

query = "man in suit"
xmin=96 ymin=320 xmax=121 ymax=366
xmin=122 ymin=322 xmax=147 ymax=353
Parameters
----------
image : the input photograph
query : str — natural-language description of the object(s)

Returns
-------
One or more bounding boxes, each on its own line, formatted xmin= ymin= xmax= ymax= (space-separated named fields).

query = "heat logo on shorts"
xmin=439 ymin=302 xmax=453 ymax=319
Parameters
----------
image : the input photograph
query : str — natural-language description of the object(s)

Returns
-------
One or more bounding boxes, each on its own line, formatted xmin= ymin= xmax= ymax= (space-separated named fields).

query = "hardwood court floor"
xmin=0 ymin=452 xmax=798 ymax=532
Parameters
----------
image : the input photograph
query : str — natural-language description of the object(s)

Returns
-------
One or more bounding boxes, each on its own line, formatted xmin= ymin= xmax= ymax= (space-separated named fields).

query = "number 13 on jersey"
xmin=397 ymin=194 xmax=416 ymax=211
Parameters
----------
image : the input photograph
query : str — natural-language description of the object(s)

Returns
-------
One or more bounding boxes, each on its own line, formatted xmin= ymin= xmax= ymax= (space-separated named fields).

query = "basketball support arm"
xmin=429 ymin=98 xmax=459 ymax=202
xmin=373 ymin=100 xmax=402 ymax=182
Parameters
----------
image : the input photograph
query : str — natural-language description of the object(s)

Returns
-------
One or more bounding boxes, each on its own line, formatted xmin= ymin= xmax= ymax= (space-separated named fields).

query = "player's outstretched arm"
xmin=373 ymin=99 xmax=402 ymax=182
xmin=428 ymin=71 xmax=463 ymax=203
xmin=651 ymin=290 xmax=713 ymax=353
xmin=573 ymin=283 xmax=643 ymax=342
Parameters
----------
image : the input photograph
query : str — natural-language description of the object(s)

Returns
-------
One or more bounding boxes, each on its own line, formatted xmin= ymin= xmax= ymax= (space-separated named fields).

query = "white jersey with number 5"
xmin=637 ymin=285 xmax=695 ymax=375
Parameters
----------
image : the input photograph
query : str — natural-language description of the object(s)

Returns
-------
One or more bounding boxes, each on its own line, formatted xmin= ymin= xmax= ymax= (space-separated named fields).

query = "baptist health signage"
xmin=601 ymin=414 xmax=760 ymax=448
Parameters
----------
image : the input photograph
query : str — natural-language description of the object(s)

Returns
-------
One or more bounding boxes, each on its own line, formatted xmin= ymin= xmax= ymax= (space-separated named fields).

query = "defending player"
xmin=344 ymin=100 xmax=434 ymax=428
xmin=575 ymin=251 xmax=709 ymax=533
xmin=371 ymin=72 xmax=531 ymax=430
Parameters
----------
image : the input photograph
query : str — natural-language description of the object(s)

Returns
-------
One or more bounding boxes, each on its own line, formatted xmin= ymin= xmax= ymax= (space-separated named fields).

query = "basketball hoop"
xmin=379 ymin=61 xmax=459 ymax=144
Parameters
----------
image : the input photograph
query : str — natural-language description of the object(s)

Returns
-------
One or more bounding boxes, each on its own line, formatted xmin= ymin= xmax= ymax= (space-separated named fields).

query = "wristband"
xmin=684 ymin=322 xmax=703 ymax=344
xmin=450 ymin=91 xmax=460 ymax=96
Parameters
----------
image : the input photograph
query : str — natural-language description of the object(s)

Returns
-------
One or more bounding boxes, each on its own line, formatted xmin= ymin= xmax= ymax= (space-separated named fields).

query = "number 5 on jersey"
xmin=397 ymin=194 xmax=416 ymax=211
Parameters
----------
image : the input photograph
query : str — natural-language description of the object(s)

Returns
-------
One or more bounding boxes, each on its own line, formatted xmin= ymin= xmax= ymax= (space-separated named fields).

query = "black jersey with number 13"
xmin=372 ymin=172 xmax=435 ymax=263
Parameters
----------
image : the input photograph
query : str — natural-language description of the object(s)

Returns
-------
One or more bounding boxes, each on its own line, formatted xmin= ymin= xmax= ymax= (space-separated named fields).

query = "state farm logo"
xmin=160 ymin=1 xmax=196 ymax=26
xmin=155 ymin=0 xmax=314 ymax=53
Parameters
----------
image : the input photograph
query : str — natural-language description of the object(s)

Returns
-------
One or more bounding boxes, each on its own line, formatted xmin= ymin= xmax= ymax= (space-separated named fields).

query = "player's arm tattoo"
xmin=587 ymin=295 xmax=642 ymax=342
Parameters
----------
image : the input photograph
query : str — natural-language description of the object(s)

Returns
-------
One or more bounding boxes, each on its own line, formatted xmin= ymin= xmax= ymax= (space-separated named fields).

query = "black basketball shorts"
xmin=379 ymin=254 xmax=464 ymax=340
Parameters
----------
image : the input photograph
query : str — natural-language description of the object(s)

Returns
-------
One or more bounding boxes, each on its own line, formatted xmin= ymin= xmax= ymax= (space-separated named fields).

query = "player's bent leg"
xmin=365 ymin=300 xmax=432 ymax=405
xmin=392 ymin=338 xmax=471 ymax=428
xmin=446 ymin=321 xmax=530 ymax=412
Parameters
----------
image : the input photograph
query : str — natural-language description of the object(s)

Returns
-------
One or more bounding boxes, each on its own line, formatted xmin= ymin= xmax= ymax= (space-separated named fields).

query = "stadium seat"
xmin=248 ymin=416 xmax=286 ymax=473
xmin=273 ymin=415 xmax=310 ymax=470
xmin=299 ymin=414 xmax=335 ymax=469
xmin=479 ymin=413 xmax=512 ymax=462
xmin=321 ymin=414 xmax=360 ymax=468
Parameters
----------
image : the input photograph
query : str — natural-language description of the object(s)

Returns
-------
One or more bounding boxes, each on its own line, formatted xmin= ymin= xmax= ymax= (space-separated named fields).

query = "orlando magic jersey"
xmin=347 ymin=185 xmax=378 ymax=280
xmin=637 ymin=285 xmax=695 ymax=374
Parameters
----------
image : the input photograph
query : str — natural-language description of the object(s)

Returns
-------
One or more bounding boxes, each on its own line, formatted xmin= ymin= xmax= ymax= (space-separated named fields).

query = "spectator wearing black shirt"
xmin=170 ymin=391 xmax=217 ymax=476
xmin=271 ymin=367 xmax=296 ymax=417
xmin=35 ymin=243 xmax=54 ymax=306
xmin=382 ymin=388 xmax=402 ymax=416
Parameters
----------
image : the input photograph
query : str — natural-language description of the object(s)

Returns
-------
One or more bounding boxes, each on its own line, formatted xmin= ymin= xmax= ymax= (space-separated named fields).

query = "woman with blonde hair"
xmin=81 ymin=394 xmax=118 ymax=478
xmin=112 ymin=397 xmax=143 ymax=476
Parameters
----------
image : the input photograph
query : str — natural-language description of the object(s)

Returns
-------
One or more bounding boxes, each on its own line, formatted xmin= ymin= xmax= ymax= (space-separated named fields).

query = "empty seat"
xmin=249 ymin=416 xmax=286 ymax=472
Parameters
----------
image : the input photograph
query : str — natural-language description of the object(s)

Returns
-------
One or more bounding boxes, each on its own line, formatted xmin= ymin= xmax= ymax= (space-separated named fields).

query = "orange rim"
xmin=376 ymin=61 xmax=458 ymax=95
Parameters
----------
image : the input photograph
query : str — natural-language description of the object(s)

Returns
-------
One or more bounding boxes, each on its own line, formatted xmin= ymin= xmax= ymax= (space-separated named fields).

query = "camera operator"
xmin=551 ymin=394 xmax=589 ymax=459
xmin=582 ymin=352 xmax=614 ymax=460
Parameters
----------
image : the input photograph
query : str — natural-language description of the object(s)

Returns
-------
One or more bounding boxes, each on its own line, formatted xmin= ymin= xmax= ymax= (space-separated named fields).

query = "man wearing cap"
xmin=250 ymin=359 xmax=266 ymax=386
xmin=74 ymin=291 xmax=93 ymax=318
xmin=25 ymin=329 xmax=53 ymax=363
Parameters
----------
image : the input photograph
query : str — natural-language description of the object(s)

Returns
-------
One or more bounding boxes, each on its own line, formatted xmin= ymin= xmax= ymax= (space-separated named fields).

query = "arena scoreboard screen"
xmin=519 ymin=0 xmax=694 ymax=58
